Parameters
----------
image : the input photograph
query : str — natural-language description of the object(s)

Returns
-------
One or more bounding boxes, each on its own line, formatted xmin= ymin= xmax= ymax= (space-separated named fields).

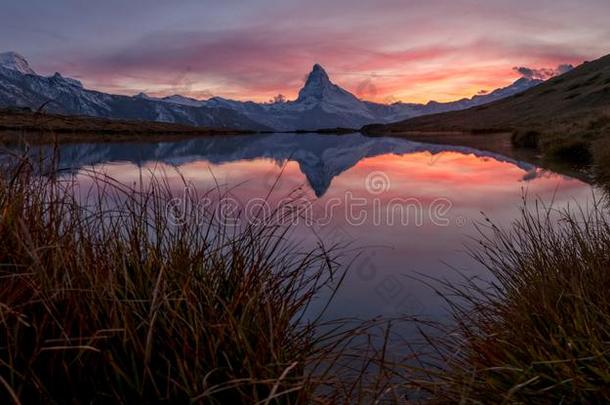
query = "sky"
xmin=1 ymin=0 xmax=609 ymax=104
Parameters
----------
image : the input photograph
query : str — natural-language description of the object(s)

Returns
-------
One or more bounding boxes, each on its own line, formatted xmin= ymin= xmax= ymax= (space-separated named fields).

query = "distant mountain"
xmin=180 ymin=64 xmax=545 ymax=131
xmin=0 ymin=52 xmax=270 ymax=131
xmin=5 ymin=133 xmax=535 ymax=197
xmin=362 ymin=53 xmax=610 ymax=136
xmin=0 ymin=52 xmax=36 ymax=75
xmin=0 ymin=51 xmax=545 ymax=131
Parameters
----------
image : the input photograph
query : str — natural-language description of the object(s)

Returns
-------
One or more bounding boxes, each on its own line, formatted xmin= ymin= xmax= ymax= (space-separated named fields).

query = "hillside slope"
xmin=0 ymin=108 xmax=254 ymax=144
xmin=364 ymin=53 xmax=610 ymax=136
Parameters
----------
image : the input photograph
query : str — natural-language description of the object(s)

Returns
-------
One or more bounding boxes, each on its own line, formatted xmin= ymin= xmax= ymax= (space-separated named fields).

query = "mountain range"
xmin=0 ymin=51 xmax=545 ymax=132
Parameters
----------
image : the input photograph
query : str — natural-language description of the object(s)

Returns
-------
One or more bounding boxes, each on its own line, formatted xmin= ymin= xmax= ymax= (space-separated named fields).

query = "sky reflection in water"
xmin=45 ymin=133 xmax=595 ymax=322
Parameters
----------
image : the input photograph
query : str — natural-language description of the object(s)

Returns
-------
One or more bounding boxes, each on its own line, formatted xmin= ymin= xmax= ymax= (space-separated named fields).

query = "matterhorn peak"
xmin=311 ymin=63 xmax=328 ymax=76
xmin=297 ymin=64 xmax=334 ymax=101
xmin=306 ymin=64 xmax=331 ymax=84
xmin=0 ymin=51 xmax=36 ymax=75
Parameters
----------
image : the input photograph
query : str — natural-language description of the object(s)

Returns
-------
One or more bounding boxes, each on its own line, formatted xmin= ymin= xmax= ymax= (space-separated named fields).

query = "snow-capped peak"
xmin=293 ymin=63 xmax=373 ymax=118
xmin=135 ymin=92 xmax=155 ymax=100
xmin=310 ymin=64 xmax=330 ymax=82
xmin=0 ymin=51 xmax=36 ymax=75
xmin=472 ymin=77 xmax=543 ymax=102
xmin=297 ymin=64 xmax=334 ymax=101
xmin=511 ymin=77 xmax=543 ymax=88
xmin=50 ymin=72 xmax=83 ymax=88
xmin=161 ymin=94 xmax=204 ymax=107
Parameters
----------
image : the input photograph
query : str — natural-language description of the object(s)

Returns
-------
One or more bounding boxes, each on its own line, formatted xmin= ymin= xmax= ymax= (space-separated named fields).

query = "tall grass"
xmin=4 ymin=145 xmax=610 ymax=403
xmin=419 ymin=198 xmax=610 ymax=402
xmin=0 ymin=151 xmax=414 ymax=403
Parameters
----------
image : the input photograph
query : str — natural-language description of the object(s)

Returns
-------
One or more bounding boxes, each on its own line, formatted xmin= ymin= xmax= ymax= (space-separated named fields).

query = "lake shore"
xmin=0 ymin=108 xmax=256 ymax=144
xmin=2 ymin=114 xmax=595 ymax=187
xmin=364 ymin=129 xmax=596 ymax=185
xmin=365 ymin=130 xmax=519 ymax=158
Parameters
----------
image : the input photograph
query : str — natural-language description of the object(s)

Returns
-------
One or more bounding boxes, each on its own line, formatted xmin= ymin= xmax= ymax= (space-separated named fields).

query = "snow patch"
xmin=0 ymin=52 xmax=36 ymax=75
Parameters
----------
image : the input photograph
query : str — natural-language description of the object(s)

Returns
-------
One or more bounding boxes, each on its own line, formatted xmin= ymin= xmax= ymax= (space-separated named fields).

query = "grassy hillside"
xmin=363 ymin=52 xmax=610 ymax=178
xmin=0 ymin=108 xmax=254 ymax=143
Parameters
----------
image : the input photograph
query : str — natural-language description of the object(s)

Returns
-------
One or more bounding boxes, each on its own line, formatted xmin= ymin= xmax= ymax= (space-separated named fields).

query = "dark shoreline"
xmin=0 ymin=108 xmax=595 ymax=185
xmin=363 ymin=129 xmax=596 ymax=185
xmin=0 ymin=108 xmax=257 ymax=144
xmin=0 ymin=109 xmax=362 ymax=144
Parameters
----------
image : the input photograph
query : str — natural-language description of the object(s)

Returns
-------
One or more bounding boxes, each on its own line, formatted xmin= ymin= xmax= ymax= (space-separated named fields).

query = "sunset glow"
xmin=2 ymin=0 xmax=609 ymax=103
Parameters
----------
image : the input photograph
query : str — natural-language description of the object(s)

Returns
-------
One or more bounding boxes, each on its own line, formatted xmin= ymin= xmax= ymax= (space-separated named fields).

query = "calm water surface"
xmin=18 ymin=132 xmax=596 ymax=324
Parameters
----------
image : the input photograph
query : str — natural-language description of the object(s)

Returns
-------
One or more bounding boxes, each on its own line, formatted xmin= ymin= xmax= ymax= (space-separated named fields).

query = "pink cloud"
xmin=30 ymin=0 xmax=606 ymax=103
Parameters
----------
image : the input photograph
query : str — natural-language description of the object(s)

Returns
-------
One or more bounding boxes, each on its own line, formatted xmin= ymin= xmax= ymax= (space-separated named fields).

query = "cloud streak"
xmin=513 ymin=64 xmax=574 ymax=80
xmin=1 ymin=0 xmax=608 ymax=102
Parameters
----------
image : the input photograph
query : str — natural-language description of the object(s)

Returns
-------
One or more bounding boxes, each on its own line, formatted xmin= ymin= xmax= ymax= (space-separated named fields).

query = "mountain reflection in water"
xmin=4 ymin=132 xmax=595 ymax=324
xmin=19 ymin=132 xmax=539 ymax=197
